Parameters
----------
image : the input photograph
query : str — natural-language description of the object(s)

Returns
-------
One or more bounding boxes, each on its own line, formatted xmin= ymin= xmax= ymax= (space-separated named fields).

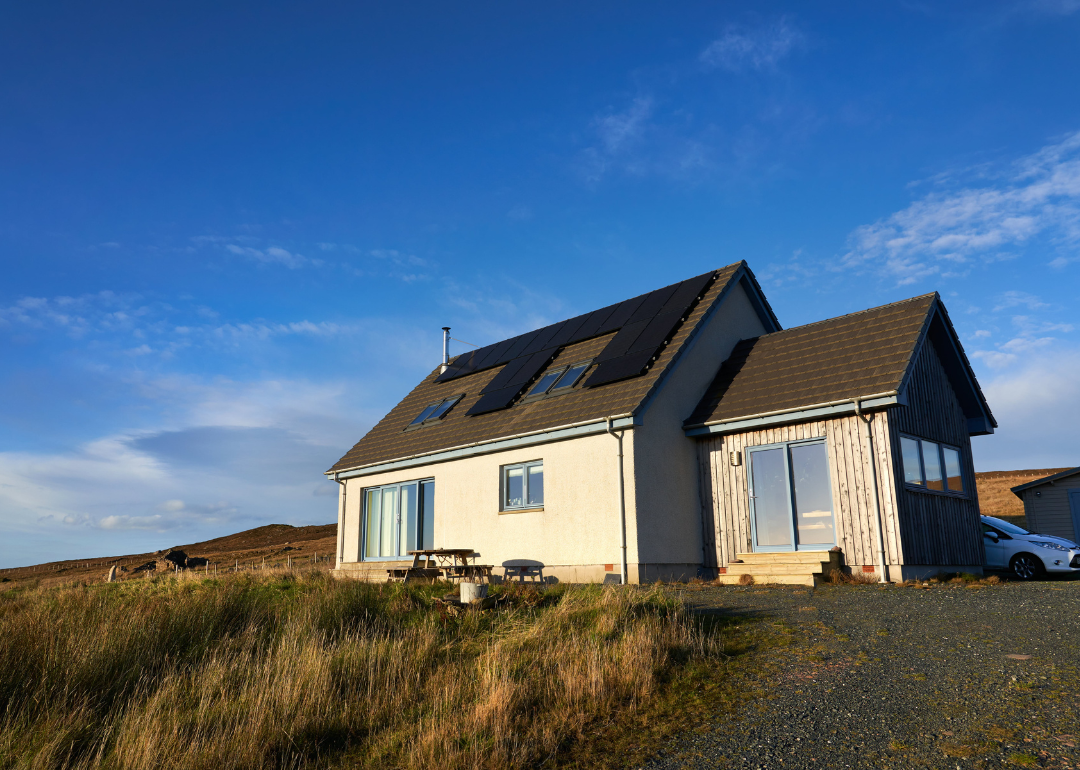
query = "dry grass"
xmin=975 ymin=468 xmax=1070 ymax=523
xmin=0 ymin=570 xmax=742 ymax=769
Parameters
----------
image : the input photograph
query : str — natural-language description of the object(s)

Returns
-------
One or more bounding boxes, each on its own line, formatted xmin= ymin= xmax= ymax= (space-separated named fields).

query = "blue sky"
xmin=3 ymin=1 xmax=1080 ymax=567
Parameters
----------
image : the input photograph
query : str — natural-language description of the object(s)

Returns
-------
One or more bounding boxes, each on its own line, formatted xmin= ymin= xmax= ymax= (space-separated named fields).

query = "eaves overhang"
xmin=683 ymin=391 xmax=902 ymax=437
xmin=1009 ymin=466 xmax=1080 ymax=497
xmin=327 ymin=414 xmax=639 ymax=480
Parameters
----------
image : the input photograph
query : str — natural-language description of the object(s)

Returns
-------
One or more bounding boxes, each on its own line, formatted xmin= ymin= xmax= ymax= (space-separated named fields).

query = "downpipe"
xmin=853 ymin=398 xmax=889 ymax=583
xmin=333 ymin=472 xmax=346 ymax=567
xmin=606 ymin=417 xmax=629 ymax=585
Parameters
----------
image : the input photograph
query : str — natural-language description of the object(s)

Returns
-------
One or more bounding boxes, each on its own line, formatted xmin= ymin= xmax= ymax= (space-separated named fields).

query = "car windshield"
xmin=982 ymin=516 xmax=1030 ymax=536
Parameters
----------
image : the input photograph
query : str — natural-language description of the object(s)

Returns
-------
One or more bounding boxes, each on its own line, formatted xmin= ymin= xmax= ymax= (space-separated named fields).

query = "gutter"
xmin=684 ymin=390 xmax=901 ymax=436
xmin=327 ymin=413 xmax=638 ymax=480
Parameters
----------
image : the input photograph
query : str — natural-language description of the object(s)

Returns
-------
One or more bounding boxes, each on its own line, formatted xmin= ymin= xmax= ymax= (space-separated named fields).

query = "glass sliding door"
xmin=364 ymin=489 xmax=381 ymax=559
xmin=361 ymin=478 xmax=435 ymax=559
xmin=379 ymin=487 xmax=397 ymax=556
xmin=419 ymin=480 xmax=435 ymax=550
xmin=789 ymin=443 xmax=835 ymax=546
xmin=749 ymin=447 xmax=794 ymax=550
xmin=748 ymin=440 xmax=836 ymax=552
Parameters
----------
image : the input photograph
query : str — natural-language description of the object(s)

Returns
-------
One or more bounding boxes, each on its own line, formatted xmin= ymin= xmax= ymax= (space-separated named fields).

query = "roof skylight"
xmin=524 ymin=359 xmax=593 ymax=400
xmin=408 ymin=395 xmax=462 ymax=428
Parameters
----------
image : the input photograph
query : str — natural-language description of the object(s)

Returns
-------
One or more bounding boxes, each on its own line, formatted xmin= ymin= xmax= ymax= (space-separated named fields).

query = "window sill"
xmin=903 ymin=483 xmax=968 ymax=500
xmin=499 ymin=507 xmax=544 ymax=515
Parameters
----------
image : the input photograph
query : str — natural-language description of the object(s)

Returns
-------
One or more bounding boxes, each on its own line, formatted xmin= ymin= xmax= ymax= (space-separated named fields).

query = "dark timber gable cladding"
xmin=329 ymin=262 xmax=774 ymax=473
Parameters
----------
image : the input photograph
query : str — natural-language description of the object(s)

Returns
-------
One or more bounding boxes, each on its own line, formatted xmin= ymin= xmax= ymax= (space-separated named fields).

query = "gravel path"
xmin=646 ymin=579 xmax=1080 ymax=770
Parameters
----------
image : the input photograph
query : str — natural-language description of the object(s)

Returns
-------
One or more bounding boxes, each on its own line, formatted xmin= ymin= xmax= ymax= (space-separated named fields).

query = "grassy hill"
xmin=0 ymin=522 xmax=337 ymax=586
xmin=974 ymin=467 xmax=1071 ymax=527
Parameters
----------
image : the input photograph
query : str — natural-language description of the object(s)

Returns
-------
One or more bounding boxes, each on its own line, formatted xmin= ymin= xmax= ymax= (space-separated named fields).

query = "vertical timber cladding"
xmin=888 ymin=340 xmax=984 ymax=566
xmin=699 ymin=415 xmax=903 ymax=569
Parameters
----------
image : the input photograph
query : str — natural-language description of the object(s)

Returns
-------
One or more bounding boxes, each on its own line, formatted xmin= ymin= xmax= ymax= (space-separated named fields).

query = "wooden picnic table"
xmin=400 ymin=549 xmax=493 ymax=583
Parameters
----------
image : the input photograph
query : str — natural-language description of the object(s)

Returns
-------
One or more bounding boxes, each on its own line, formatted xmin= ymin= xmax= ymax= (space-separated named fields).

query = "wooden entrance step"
xmin=715 ymin=550 xmax=842 ymax=587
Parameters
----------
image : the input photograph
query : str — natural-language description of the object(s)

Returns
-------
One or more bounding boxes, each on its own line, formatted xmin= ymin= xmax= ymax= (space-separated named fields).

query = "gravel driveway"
xmin=645 ymin=579 xmax=1080 ymax=770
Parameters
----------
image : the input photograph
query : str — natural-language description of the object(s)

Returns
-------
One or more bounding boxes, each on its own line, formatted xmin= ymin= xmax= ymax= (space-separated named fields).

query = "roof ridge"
xmin=755 ymin=292 xmax=937 ymax=338
xmin=445 ymin=262 xmax=747 ymax=363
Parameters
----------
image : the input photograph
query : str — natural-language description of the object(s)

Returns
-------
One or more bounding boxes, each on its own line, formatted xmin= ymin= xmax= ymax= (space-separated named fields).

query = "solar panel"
xmin=566 ymin=305 xmax=618 ymax=344
xmin=504 ymin=350 xmax=556 ymax=386
xmin=624 ymin=310 xmax=683 ymax=355
xmin=480 ymin=355 xmax=532 ymax=393
xmin=438 ymin=268 xmax=719 ymax=393
xmin=465 ymin=386 xmax=523 ymax=416
xmin=658 ymin=272 xmax=715 ymax=317
xmin=583 ymin=350 xmax=656 ymax=387
xmin=594 ymin=295 xmax=647 ymax=335
xmin=433 ymin=357 xmax=465 ymax=382
xmin=542 ymin=313 xmax=590 ymax=349
xmin=469 ymin=342 xmax=507 ymax=372
xmin=595 ymin=319 xmax=650 ymax=362
xmin=518 ymin=321 xmax=565 ymax=357
xmin=627 ymin=283 xmax=681 ymax=325
xmin=478 ymin=338 xmax=516 ymax=369
xmin=501 ymin=329 xmax=541 ymax=362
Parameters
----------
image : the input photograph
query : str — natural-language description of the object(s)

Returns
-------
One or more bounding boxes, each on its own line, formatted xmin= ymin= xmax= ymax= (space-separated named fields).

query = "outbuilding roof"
xmin=328 ymin=261 xmax=778 ymax=474
xmin=684 ymin=293 xmax=996 ymax=435
xmin=1010 ymin=467 xmax=1080 ymax=497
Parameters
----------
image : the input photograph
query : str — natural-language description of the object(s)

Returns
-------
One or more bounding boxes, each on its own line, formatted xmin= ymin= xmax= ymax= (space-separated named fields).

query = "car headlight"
xmin=1031 ymin=541 xmax=1069 ymax=552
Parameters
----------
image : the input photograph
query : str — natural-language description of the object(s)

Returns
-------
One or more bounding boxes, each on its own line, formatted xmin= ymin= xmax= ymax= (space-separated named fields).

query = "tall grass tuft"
xmin=0 ymin=571 xmax=730 ymax=769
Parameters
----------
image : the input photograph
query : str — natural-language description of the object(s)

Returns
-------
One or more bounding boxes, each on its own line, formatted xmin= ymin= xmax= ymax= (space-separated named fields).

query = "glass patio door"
xmin=363 ymin=479 xmax=435 ymax=559
xmin=748 ymin=440 xmax=836 ymax=552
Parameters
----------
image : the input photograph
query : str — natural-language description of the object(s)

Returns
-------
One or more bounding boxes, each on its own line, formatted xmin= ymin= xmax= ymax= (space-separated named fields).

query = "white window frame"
xmin=360 ymin=478 xmax=435 ymax=561
xmin=899 ymin=434 xmax=967 ymax=497
xmin=404 ymin=394 xmax=463 ymax=431
xmin=500 ymin=460 xmax=544 ymax=511
xmin=520 ymin=360 xmax=593 ymax=403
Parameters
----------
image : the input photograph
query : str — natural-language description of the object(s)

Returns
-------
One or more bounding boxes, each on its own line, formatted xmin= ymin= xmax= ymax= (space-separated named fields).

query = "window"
xmin=747 ymin=439 xmax=836 ymax=551
xmin=407 ymin=395 xmax=462 ymax=429
xmin=362 ymin=479 xmax=434 ymax=560
xmin=942 ymin=446 xmax=963 ymax=492
xmin=502 ymin=460 xmax=543 ymax=510
xmin=899 ymin=435 xmax=966 ymax=496
xmin=524 ymin=360 xmax=592 ymax=400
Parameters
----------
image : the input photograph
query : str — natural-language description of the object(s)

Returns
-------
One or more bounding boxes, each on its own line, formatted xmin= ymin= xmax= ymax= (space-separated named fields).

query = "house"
xmin=1011 ymin=467 xmax=1080 ymax=543
xmin=326 ymin=261 xmax=996 ymax=584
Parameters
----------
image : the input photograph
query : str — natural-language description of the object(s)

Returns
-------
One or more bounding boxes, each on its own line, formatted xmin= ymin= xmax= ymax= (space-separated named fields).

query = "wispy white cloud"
xmin=700 ymin=17 xmax=805 ymax=72
xmin=993 ymin=291 xmax=1049 ymax=312
xmin=970 ymin=312 xmax=1074 ymax=368
xmin=225 ymin=244 xmax=320 ymax=269
xmin=843 ymin=131 xmax=1080 ymax=283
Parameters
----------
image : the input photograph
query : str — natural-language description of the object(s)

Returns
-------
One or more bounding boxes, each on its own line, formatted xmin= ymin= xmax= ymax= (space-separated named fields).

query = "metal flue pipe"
xmin=440 ymin=327 xmax=451 ymax=373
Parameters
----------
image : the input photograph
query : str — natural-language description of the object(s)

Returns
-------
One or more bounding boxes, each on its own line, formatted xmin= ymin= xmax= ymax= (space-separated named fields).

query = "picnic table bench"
xmin=386 ymin=548 xmax=492 ymax=584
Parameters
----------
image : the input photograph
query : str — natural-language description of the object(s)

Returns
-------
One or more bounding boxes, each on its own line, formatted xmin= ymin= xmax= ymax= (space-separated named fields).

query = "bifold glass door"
xmin=748 ymin=440 xmax=836 ymax=552
xmin=363 ymin=479 xmax=434 ymax=560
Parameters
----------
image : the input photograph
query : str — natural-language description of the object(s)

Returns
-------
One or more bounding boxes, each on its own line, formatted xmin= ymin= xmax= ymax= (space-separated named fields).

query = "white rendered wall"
xmin=629 ymin=282 xmax=769 ymax=578
xmin=335 ymin=430 xmax=636 ymax=581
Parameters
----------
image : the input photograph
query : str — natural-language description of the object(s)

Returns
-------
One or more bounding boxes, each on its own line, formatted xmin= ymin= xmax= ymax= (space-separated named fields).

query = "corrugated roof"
xmin=684 ymin=294 xmax=938 ymax=426
xmin=329 ymin=262 xmax=759 ymax=473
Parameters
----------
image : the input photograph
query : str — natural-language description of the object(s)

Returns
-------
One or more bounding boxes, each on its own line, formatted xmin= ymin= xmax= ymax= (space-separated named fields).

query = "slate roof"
xmin=328 ymin=262 xmax=773 ymax=473
xmin=684 ymin=293 xmax=994 ymax=429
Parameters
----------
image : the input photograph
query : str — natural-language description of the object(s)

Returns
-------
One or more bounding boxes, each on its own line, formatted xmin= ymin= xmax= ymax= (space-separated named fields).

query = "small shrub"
xmin=738 ymin=574 xmax=754 ymax=586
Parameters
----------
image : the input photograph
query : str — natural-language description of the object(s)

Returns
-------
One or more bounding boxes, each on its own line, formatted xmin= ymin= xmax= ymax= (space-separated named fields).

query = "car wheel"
xmin=1010 ymin=553 xmax=1043 ymax=581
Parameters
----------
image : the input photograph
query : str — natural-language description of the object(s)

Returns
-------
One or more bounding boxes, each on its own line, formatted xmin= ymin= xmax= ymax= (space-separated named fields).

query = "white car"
xmin=981 ymin=515 xmax=1080 ymax=580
